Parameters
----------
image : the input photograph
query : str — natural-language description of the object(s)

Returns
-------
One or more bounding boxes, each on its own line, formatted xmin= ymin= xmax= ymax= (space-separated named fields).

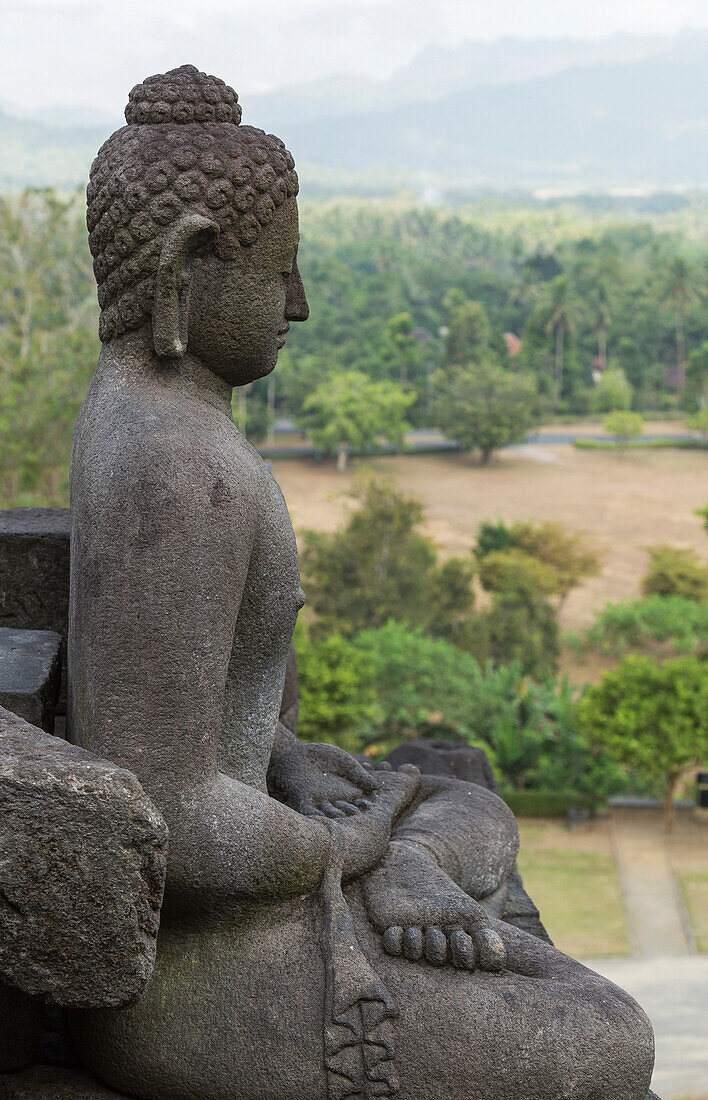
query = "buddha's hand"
xmin=328 ymin=764 xmax=422 ymax=881
xmin=362 ymin=839 xmax=507 ymax=973
xmin=269 ymin=740 xmax=381 ymax=819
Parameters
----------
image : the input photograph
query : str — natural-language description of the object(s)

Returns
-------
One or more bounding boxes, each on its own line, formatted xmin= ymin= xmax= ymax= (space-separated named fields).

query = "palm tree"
xmin=663 ymin=256 xmax=699 ymax=369
xmin=593 ymin=282 xmax=611 ymax=373
xmin=544 ymin=277 xmax=574 ymax=399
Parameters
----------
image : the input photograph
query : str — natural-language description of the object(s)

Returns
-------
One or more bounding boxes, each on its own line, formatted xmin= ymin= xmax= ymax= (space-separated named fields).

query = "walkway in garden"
xmin=584 ymin=954 xmax=708 ymax=1099
xmin=610 ymin=807 xmax=694 ymax=957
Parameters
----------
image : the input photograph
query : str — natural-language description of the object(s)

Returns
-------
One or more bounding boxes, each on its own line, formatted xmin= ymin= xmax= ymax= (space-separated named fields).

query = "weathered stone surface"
xmin=383 ymin=738 xmax=551 ymax=942
xmin=0 ymin=508 xmax=70 ymax=717
xmin=0 ymin=628 xmax=62 ymax=732
xmin=385 ymin=737 xmax=499 ymax=790
xmin=0 ymin=707 xmax=167 ymax=1007
xmin=0 ymin=1066 xmax=127 ymax=1098
xmin=0 ymin=510 xmax=70 ymax=639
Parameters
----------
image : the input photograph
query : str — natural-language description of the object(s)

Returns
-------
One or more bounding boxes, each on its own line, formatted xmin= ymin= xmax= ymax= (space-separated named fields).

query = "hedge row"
xmin=502 ymin=789 xmax=596 ymax=818
xmin=574 ymin=438 xmax=708 ymax=451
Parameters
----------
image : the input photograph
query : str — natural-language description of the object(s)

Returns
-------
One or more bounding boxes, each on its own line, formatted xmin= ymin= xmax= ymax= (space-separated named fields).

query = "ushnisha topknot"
xmin=125 ymin=65 xmax=243 ymax=127
xmin=87 ymin=65 xmax=298 ymax=343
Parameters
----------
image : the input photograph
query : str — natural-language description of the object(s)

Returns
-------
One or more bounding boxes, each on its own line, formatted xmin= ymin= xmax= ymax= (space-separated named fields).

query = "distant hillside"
xmin=276 ymin=56 xmax=708 ymax=191
xmin=1 ymin=31 xmax=706 ymax=192
xmin=0 ymin=110 xmax=107 ymax=190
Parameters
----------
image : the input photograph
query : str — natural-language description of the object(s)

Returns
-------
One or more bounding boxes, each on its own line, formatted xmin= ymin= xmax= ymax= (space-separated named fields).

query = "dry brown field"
xmin=272 ymin=435 xmax=708 ymax=639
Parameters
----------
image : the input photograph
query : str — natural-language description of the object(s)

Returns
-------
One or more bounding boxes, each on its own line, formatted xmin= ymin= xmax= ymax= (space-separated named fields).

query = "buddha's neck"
xmin=98 ymin=329 xmax=234 ymax=419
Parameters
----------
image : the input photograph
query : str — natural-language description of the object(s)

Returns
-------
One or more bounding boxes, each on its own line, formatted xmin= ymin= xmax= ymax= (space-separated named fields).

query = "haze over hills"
xmin=1 ymin=30 xmax=706 ymax=193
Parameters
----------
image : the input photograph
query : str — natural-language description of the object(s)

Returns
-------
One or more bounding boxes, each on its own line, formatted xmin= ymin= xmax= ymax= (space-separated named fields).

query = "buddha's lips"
xmin=277 ymin=325 xmax=289 ymax=348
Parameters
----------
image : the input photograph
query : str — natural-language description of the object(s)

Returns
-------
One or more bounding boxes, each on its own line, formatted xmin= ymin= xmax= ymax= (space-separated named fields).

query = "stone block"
xmin=0 ymin=707 xmax=167 ymax=1008
xmin=0 ymin=629 xmax=62 ymax=733
xmin=0 ymin=510 xmax=70 ymax=640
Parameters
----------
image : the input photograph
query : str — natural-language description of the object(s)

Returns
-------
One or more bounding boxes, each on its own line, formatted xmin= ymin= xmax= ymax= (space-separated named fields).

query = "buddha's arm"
xmin=72 ymin=432 xmax=415 ymax=908
xmin=71 ymin=438 xmax=333 ymax=907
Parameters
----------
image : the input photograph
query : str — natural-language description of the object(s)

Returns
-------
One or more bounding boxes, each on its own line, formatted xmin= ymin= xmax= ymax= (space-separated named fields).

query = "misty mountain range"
xmin=1 ymin=30 xmax=707 ymax=193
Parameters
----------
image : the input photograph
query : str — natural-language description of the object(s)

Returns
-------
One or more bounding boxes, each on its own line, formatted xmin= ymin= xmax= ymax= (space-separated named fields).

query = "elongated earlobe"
xmin=153 ymin=215 xmax=220 ymax=359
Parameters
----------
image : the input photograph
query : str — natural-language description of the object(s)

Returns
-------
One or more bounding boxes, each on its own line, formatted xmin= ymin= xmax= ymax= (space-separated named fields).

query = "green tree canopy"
xmin=474 ymin=519 xmax=601 ymax=608
xmin=478 ymin=549 xmax=558 ymax=599
xmin=603 ymin=410 xmax=644 ymax=449
xmin=300 ymin=474 xmax=475 ymax=639
xmin=510 ymin=521 xmax=601 ymax=606
xmin=433 ymin=362 xmax=539 ymax=463
xmin=294 ymin=623 xmax=378 ymax=753
xmin=443 ymin=292 xmax=493 ymax=366
xmin=299 ymin=370 xmax=414 ymax=470
xmin=642 ymin=545 xmax=708 ymax=602
xmin=577 ymin=655 xmax=708 ymax=825
xmin=591 ymin=368 xmax=633 ymax=413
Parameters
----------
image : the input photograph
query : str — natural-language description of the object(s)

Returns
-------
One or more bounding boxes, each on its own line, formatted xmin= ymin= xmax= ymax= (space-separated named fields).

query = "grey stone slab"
xmin=0 ymin=707 xmax=167 ymax=1008
xmin=0 ymin=510 xmax=70 ymax=640
xmin=0 ymin=509 xmax=70 ymax=716
xmin=0 ymin=628 xmax=62 ymax=733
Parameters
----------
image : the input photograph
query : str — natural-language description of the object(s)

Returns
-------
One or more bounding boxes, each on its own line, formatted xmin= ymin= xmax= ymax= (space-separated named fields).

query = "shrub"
xmin=686 ymin=408 xmax=708 ymax=438
xmin=295 ymin=623 xmax=378 ymax=753
xmin=603 ymin=411 xmax=645 ymax=448
xmin=501 ymin=789 xmax=595 ymax=818
xmin=642 ymin=545 xmax=708 ymax=602
xmin=478 ymin=549 xmax=558 ymax=598
xmin=578 ymin=595 xmax=708 ymax=656
xmin=591 ymin=368 xmax=633 ymax=413
xmin=577 ymin=655 xmax=708 ymax=826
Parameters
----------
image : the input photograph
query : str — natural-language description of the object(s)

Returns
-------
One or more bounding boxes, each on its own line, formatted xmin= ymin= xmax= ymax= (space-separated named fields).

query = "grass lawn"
xmin=516 ymin=819 xmax=630 ymax=958
xmin=678 ymin=872 xmax=708 ymax=952
xmin=669 ymin=814 xmax=708 ymax=953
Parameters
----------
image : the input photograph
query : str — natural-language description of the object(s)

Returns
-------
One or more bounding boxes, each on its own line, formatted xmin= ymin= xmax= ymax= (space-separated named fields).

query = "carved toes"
xmin=423 ymin=928 xmax=447 ymax=965
xmin=382 ymin=925 xmax=488 ymax=971
xmin=402 ymin=926 xmax=424 ymax=961
xmin=449 ymin=928 xmax=476 ymax=970
xmin=475 ymin=926 xmax=507 ymax=972
xmin=382 ymin=925 xmax=404 ymax=955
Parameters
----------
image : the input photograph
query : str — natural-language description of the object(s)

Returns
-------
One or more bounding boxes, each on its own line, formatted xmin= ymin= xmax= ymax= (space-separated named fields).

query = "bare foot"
xmin=362 ymin=839 xmax=507 ymax=972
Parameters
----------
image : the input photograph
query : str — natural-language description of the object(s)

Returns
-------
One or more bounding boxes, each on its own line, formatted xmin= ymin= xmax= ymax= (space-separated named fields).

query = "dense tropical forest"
xmin=1 ymin=186 xmax=707 ymax=813
xmin=2 ymin=188 xmax=708 ymax=502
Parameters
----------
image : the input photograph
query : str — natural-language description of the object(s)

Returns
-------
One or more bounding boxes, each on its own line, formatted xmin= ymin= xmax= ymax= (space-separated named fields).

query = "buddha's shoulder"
xmin=79 ymin=389 xmax=263 ymax=496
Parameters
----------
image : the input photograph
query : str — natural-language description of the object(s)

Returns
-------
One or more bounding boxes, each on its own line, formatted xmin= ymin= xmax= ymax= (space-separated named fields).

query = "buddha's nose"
xmin=285 ymin=261 xmax=309 ymax=322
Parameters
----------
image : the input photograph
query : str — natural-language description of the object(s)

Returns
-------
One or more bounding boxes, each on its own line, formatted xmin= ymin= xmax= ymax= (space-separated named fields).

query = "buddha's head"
xmin=87 ymin=65 xmax=308 ymax=386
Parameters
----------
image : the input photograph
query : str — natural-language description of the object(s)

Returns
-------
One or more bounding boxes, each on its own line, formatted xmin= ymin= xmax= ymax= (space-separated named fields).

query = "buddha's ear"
xmin=152 ymin=214 xmax=220 ymax=359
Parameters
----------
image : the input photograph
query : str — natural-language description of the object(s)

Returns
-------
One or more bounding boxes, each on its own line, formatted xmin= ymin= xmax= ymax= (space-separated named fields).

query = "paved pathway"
xmin=583 ymin=955 xmax=708 ymax=1099
xmin=610 ymin=808 xmax=694 ymax=957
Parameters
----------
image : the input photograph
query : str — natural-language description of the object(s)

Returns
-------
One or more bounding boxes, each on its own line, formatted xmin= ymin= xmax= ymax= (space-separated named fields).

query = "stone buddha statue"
xmin=16 ymin=65 xmax=656 ymax=1099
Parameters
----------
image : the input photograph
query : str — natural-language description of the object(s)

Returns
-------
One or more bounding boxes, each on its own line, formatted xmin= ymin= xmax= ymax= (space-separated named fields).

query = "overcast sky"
xmin=2 ymin=0 xmax=707 ymax=114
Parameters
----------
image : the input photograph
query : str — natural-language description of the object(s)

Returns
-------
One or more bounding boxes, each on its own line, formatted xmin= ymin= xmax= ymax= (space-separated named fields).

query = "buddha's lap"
xmin=67 ymin=896 xmax=653 ymax=1100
